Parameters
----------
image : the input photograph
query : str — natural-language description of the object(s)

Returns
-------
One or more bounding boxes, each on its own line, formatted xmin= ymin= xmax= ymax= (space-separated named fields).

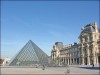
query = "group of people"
xmin=36 ymin=63 xmax=94 ymax=71
xmin=35 ymin=64 xmax=45 ymax=70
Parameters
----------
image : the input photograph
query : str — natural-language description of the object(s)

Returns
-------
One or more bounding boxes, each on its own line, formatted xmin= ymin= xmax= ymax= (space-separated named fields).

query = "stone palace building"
xmin=51 ymin=22 xmax=100 ymax=65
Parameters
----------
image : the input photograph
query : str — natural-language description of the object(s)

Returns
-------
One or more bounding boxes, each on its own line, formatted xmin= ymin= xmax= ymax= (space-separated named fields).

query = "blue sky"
xmin=1 ymin=1 xmax=99 ymax=59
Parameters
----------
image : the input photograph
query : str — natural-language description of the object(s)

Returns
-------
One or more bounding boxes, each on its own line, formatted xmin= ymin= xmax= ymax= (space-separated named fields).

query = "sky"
xmin=1 ymin=1 xmax=99 ymax=59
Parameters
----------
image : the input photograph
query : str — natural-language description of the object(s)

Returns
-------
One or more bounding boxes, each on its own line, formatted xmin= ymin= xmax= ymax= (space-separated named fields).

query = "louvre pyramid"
xmin=9 ymin=40 xmax=49 ymax=66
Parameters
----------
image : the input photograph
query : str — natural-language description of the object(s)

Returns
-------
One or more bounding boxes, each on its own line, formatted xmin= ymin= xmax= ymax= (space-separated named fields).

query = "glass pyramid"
xmin=8 ymin=40 xmax=49 ymax=66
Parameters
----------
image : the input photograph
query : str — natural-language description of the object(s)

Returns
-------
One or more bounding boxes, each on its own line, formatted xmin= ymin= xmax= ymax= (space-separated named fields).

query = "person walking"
xmin=42 ymin=65 xmax=45 ymax=70
xmin=92 ymin=63 xmax=94 ymax=68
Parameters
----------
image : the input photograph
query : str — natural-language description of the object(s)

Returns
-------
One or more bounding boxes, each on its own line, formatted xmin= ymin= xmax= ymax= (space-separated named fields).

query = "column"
xmin=82 ymin=57 xmax=84 ymax=65
xmin=70 ymin=57 xmax=71 ymax=65
xmin=92 ymin=45 xmax=96 ymax=65
xmin=76 ymin=58 xmax=77 ymax=64
xmin=87 ymin=56 xmax=90 ymax=65
xmin=72 ymin=58 xmax=74 ymax=64
xmin=68 ymin=58 xmax=69 ymax=65
xmin=64 ymin=57 xmax=66 ymax=64
xmin=66 ymin=57 xmax=67 ymax=64
xmin=79 ymin=57 xmax=81 ymax=65
xmin=63 ymin=57 xmax=64 ymax=64
xmin=73 ymin=58 xmax=74 ymax=64
xmin=69 ymin=59 xmax=70 ymax=65
xmin=81 ymin=46 xmax=84 ymax=65
xmin=96 ymin=56 xmax=98 ymax=65
xmin=66 ymin=59 xmax=68 ymax=65
xmin=87 ymin=44 xmax=90 ymax=65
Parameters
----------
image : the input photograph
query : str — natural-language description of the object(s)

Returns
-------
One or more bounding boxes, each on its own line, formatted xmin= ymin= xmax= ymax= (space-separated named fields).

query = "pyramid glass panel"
xmin=8 ymin=40 xmax=49 ymax=66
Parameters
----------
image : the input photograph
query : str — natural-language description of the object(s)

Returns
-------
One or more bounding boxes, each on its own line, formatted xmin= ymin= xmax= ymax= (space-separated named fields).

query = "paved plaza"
xmin=1 ymin=65 xmax=100 ymax=75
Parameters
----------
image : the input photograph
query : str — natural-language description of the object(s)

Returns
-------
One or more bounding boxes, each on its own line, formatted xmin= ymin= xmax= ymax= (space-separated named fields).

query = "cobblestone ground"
xmin=1 ymin=65 xmax=100 ymax=75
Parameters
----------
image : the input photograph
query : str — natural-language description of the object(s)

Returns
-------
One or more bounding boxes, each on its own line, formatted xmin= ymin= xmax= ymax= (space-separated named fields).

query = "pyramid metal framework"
xmin=9 ymin=40 xmax=49 ymax=66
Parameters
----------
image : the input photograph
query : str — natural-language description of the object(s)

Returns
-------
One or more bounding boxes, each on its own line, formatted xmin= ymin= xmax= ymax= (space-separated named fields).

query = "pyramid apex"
xmin=29 ymin=40 xmax=32 ymax=41
xmin=28 ymin=40 xmax=33 ymax=42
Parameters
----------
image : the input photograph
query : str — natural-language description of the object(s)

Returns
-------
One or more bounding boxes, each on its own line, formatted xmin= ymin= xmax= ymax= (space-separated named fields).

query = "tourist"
xmin=42 ymin=65 xmax=45 ymax=70
xmin=92 ymin=63 xmax=94 ymax=68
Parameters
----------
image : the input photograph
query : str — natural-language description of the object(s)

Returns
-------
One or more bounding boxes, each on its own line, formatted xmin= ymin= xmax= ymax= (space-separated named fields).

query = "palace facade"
xmin=51 ymin=22 xmax=100 ymax=65
xmin=79 ymin=22 xmax=100 ymax=65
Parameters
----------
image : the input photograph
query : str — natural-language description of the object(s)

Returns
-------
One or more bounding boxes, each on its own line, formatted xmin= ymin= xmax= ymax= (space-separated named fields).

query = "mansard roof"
xmin=81 ymin=24 xmax=95 ymax=33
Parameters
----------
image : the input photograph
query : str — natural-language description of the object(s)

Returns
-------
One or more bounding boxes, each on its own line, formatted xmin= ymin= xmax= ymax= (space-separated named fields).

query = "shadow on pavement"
xmin=80 ymin=66 xmax=100 ymax=70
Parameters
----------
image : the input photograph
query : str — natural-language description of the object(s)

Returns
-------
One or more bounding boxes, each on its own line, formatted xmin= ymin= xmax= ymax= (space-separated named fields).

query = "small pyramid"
xmin=9 ymin=40 xmax=49 ymax=66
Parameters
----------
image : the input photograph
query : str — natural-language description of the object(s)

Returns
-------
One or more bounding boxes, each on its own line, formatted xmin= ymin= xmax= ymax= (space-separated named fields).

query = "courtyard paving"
xmin=0 ymin=65 xmax=100 ymax=75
